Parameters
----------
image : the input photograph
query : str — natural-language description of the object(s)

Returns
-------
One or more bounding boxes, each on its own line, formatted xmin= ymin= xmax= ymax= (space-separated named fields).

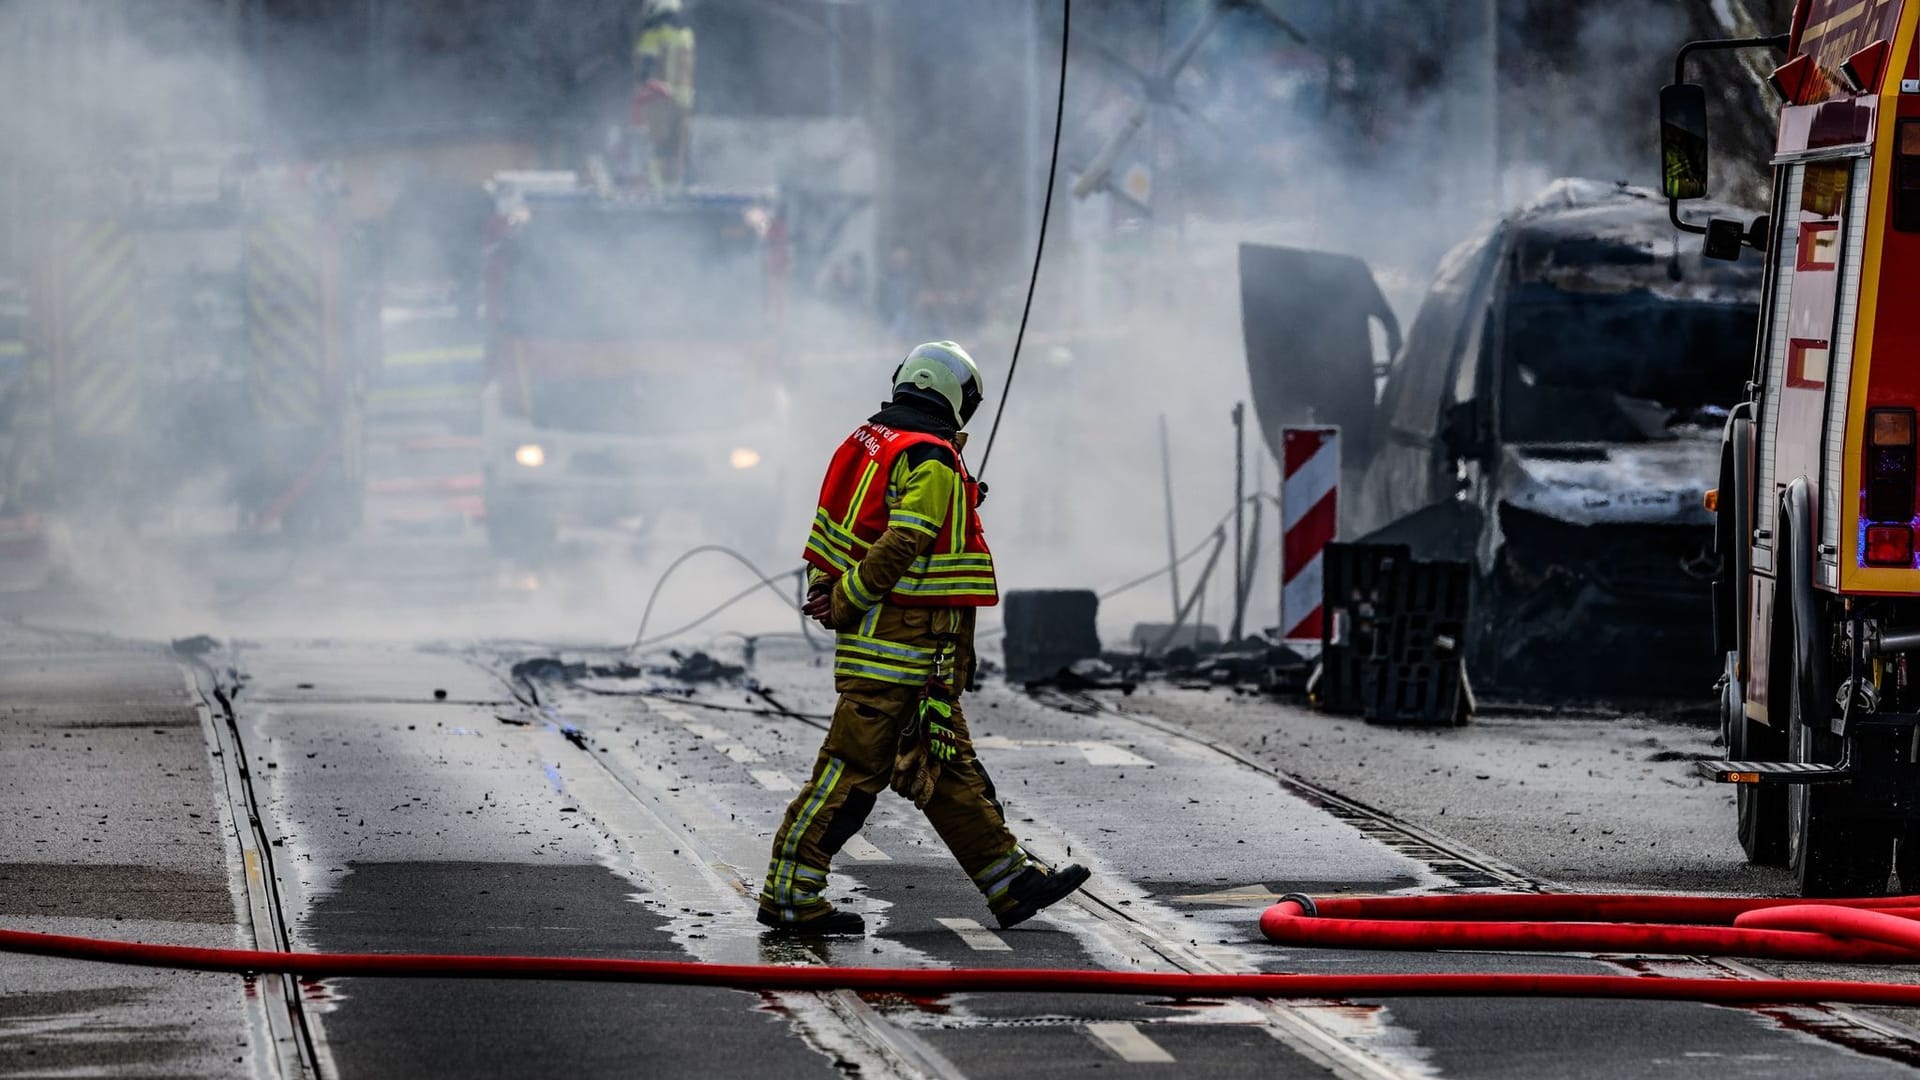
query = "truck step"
xmin=1695 ymin=760 xmax=1851 ymax=784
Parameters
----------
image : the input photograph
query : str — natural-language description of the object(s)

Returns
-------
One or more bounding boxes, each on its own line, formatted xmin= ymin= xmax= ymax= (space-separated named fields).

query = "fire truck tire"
xmin=1728 ymin=659 xmax=1787 ymax=866
xmin=1787 ymin=655 xmax=1894 ymax=896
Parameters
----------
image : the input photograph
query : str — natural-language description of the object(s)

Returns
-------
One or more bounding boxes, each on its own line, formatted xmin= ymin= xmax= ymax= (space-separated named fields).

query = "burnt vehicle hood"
xmin=1498 ymin=438 xmax=1717 ymax=528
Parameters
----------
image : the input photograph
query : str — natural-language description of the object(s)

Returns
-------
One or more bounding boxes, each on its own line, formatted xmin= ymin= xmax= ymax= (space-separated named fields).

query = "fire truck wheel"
xmin=1786 ymin=657 xmax=1893 ymax=896
xmin=1727 ymin=661 xmax=1787 ymax=866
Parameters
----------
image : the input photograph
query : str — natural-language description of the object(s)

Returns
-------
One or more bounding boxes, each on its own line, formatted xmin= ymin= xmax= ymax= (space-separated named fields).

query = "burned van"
xmin=1243 ymin=179 xmax=1764 ymax=696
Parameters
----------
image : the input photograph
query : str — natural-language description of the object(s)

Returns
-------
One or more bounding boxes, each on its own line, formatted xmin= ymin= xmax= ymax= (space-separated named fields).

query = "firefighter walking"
xmin=759 ymin=342 xmax=1090 ymax=935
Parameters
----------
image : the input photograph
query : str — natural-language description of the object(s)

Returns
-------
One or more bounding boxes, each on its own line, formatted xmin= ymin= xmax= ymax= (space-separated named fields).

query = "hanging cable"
xmin=633 ymin=574 xmax=798 ymax=650
xmin=972 ymin=496 xmax=1259 ymax=643
xmin=978 ymin=0 xmax=1070 ymax=479
xmin=629 ymin=545 xmax=805 ymax=651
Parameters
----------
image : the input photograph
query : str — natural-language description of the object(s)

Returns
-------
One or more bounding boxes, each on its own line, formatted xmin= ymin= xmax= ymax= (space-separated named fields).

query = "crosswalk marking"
xmin=750 ymin=770 xmax=797 ymax=792
xmin=1087 ymin=1022 xmax=1175 ymax=1063
xmin=936 ymin=916 xmax=1011 ymax=952
xmin=841 ymin=834 xmax=891 ymax=862
xmin=1077 ymin=742 xmax=1152 ymax=767
xmin=682 ymin=722 xmax=763 ymax=763
xmin=971 ymin=735 xmax=1155 ymax=767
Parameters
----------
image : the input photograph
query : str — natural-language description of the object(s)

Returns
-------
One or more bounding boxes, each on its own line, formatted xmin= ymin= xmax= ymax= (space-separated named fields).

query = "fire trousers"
xmin=759 ymin=679 xmax=1035 ymax=924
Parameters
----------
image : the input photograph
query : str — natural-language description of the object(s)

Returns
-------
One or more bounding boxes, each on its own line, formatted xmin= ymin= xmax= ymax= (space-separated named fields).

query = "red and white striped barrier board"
xmin=1281 ymin=426 xmax=1339 ymax=644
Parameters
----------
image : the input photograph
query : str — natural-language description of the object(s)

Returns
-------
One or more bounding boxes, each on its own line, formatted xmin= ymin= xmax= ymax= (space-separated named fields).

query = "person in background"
xmin=633 ymin=0 xmax=696 ymax=190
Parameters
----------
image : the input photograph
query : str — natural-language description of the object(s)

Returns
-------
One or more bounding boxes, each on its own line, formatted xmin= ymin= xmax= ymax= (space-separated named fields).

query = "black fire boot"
xmin=757 ymin=908 xmax=867 ymax=936
xmin=994 ymin=864 xmax=1091 ymax=929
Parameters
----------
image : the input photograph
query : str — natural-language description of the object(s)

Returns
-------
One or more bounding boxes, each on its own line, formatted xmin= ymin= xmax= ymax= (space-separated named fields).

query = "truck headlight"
xmin=514 ymin=443 xmax=546 ymax=468
xmin=730 ymin=447 xmax=762 ymax=470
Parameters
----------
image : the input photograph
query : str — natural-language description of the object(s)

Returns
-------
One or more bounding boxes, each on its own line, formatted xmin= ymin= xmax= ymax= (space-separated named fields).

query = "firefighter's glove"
xmin=890 ymin=692 xmax=956 ymax=810
xmin=923 ymin=693 xmax=960 ymax=763
xmin=891 ymin=739 xmax=937 ymax=809
xmin=890 ymin=733 xmax=938 ymax=809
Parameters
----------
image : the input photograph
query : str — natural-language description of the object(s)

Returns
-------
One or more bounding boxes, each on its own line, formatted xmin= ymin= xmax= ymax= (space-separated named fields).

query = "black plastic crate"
xmin=1319 ymin=543 xmax=1470 ymax=725
xmin=1318 ymin=543 xmax=1409 ymax=714
xmin=1001 ymin=589 xmax=1101 ymax=684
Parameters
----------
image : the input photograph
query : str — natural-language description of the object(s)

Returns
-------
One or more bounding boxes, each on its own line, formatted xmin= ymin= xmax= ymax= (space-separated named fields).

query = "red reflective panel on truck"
xmin=1867 ymin=525 xmax=1914 ymax=565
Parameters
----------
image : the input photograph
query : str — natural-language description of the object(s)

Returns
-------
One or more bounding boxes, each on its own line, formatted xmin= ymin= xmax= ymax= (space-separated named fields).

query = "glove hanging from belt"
xmin=891 ymin=636 xmax=961 ymax=810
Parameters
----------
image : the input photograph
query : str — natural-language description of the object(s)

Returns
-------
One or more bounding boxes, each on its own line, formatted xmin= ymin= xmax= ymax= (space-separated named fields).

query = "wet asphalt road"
xmin=10 ymin=534 xmax=1920 ymax=1076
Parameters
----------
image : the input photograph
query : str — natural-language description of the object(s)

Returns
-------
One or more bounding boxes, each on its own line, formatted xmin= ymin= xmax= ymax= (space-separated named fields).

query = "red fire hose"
xmin=13 ymin=894 xmax=1920 ymax=1005
xmin=1257 ymin=892 xmax=1920 ymax=963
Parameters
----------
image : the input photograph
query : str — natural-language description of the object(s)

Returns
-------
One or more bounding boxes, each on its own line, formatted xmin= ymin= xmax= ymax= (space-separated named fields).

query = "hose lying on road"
xmin=1260 ymin=892 xmax=1920 ymax=963
xmin=19 ymin=894 xmax=1920 ymax=1005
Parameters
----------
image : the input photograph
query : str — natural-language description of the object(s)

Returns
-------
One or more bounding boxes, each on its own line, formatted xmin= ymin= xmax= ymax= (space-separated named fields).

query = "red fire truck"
xmin=479 ymin=172 xmax=786 ymax=557
xmin=1677 ymin=0 xmax=1920 ymax=894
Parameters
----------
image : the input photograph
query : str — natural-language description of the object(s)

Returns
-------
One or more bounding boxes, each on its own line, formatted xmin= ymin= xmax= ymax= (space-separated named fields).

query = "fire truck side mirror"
xmin=1660 ymin=83 xmax=1711 ymax=201
xmin=1744 ymin=214 xmax=1771 ymax=254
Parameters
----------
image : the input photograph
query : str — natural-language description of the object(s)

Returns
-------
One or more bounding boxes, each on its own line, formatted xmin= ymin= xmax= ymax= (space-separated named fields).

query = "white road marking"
xmin=971 ymin=734 xmax=1154 ymax=767
xmin=682 ymin=722 xmax=764 ymax=763
xmin=750 ymin=770 xmax=798 ymax=792
xmin=936 ymin=917 xmax=1011 ymax=952
xmin=1076 ymin=741 xmax=1153 ymax=767
xmin=1087 ymin=1022 xmax=1176 ymax=1064
xmin=841 ymin=833 xmax=891 ymax=862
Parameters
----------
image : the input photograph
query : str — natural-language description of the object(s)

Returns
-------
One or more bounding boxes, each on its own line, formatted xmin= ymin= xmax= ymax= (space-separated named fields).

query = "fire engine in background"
xmin=22 ymin=153 xmax=242 ymax=527
xmin=480 ymin=171 xmax=786 ymax=557
xmin=239 ymin=165 xmax=370 ymax=540
xmin=359 ymin=177 xmax=497 ymax=535
xmin=1676 ymin=0 xmax=1920 ymax=895
xmin=17 ymin=152 xmax=366 ymax=541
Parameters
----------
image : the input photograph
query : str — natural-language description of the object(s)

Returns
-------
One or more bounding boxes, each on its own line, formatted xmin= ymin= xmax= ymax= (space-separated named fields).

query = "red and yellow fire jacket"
xmin=803 ymin=400 xmax=997 ymax=686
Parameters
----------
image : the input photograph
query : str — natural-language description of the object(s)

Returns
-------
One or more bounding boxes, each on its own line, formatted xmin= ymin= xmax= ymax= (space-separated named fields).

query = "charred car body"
xmin=1243 ymin=179 xmax=1763 ymax=696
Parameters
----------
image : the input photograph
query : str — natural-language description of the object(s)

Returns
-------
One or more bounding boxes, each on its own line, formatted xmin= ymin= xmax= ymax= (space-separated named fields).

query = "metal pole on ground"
xmin=1159 ymin=414 xmax=1181 ymax=622
xmin=1231 ymin=402 xmax=1246 ymax=641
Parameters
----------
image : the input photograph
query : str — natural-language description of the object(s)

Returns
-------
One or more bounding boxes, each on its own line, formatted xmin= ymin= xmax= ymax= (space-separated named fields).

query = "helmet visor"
xmin=958 ymin=375 xmax=983 ymax=425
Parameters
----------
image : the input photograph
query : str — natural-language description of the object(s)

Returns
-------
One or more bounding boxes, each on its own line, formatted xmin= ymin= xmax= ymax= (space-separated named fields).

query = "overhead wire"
xmin=634 ymin=492 xmax=1253 ymax=653
xmin=977 ymin=0 xmax=1070 ymax=479
xmin=972 ymin=495 xmax=1255 ymax=643
xmin=628 ymin=545 xmax=809 ymax=651
xmin=630 ymin=4 xmax=1070 ymax=654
